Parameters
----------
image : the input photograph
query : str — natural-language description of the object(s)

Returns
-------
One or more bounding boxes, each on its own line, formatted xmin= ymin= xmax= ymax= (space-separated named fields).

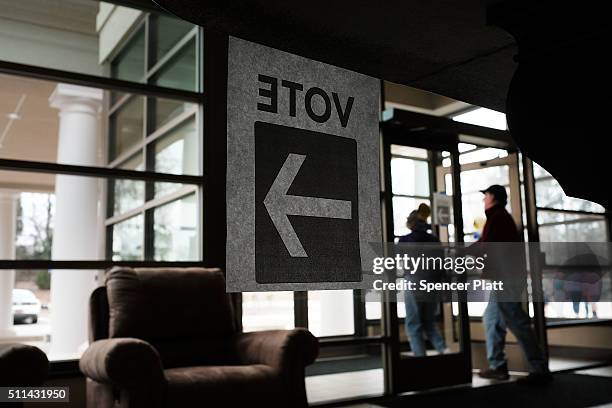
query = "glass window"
xmin=242 ymin=292 xmax=294 ymax=332
xmin=153 ymin=118 xmax=199 ymax=197
xmin=459 ymin=147 xmax=507 ymax=165
xmin=535 ymin=176 xmax=605 ymax=213
xmin=460 ymin=166 xmax=510 ymax=241
xmin=452 ymin=107 xmax=507 ymax=130
xmin=308 ymin=290 xmax=355 ymax=337
xmin=111 ymin=26 xmax=145 ymax=82
xmin=538 ymin=211 xmax=608 ymax=243
xmin=392 ymin=196 xmax=430 ymax=237
xmin=153 ymin=40 xmax=197 ymax=91
xmin=111 ymin=214 xmax=144 ymax=261
xmin=16 ymin=192 xmax=55 ymax=261
xmin=390 ymin=145 xmax=428 ymax=159
xmin=109 ymin=96 xmax=144 ymax=161
xmin=153 ymin=194 xmax=198 ymax=261
xmin=149 ymin=14 xmax=194 ymax=66
xmin=111 ymin=154 xmax=145 ymax=216
xmin=149 ymin=97 xmax=197 ymax=132
xmin=391 ymin=157 xmax=429 ymax=197
xmin=154 ymin=119 xmax=198 ymax=175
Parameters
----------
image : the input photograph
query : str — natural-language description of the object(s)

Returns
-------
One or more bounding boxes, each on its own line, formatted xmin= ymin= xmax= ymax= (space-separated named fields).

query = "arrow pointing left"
xmin=264 ymin=153 xmax=353 ymax=257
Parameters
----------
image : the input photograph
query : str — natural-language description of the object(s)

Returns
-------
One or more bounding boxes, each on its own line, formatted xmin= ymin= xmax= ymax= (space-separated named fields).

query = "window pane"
xmin=153 ymin=119 xmax=199 ymax=197
xmin=16 ymin=193 xmax=55 ymax=260
xmin=390 ymin=144 xmax=428 ymax=159
xmin=154 ymin=119 xmax=198 ymax=175
xmin=538 ymin=211 xmax=608 ymax=243
xmin=111 ymin=214 xmax=144 ymax=260
xmin=535 ymin=177 xmax=605 ymax=213
xmin=111 ymin=26 xmax=145 ymax=82
xmin=149 ymin=14 xmax=193 ymax=66
xmin=112 ymin=154 xmax=144 ymax=216
xmin=308 ymin=290 xmax=355 ymax=337
xmin=452 ymin=107 xmax=507 ymax=130
xmin=242 ymin=292 xmax=294 ymax=332
xmin=153 ymin=194 xmax=198 ymax=261
xmin=153 ymin=40 xmax=196 ymax=91
xmin=392 ymin=197 xmax=430 ymax=237
xmin=459 ymin=147 xmax=507 ymax=164
xmin=391 ymin=157 xmax=429 ymax=197
xmin=460 ymin=166 xmax=510 ymax=241
xmin=149 ymin=97 xmax=197 ymax=132
xmin=109 ymin=96 xmax=144 ymax=161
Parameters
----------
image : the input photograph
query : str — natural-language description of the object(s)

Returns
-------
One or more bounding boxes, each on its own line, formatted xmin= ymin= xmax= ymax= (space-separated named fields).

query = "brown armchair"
xmin=0 ymin=343 xmax=49 ymax=408
xmin=79 ymin=267 xmax=318 ymax=408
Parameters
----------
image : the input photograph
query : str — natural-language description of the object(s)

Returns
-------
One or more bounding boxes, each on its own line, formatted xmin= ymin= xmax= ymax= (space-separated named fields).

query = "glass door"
xmin=382 ymin=139 xmax=472 ymax=392
xmin=437 ymin=149 xmax=523 ymax=318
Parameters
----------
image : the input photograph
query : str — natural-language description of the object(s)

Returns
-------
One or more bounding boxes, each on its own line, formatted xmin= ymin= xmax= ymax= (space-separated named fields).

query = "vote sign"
xmin=226 ymin=37 xmax=381 ymax=292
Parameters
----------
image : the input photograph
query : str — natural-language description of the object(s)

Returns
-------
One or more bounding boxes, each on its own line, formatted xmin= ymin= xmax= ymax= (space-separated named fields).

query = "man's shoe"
xmin=517 ymin=371 xmax=553 ymax=386
xmin=478 ymin=365 xmax=510 ymax=381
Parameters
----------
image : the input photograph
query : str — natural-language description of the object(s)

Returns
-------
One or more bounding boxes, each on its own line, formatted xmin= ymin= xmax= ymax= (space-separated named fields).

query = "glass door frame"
xmin=381 ymin=124 xmax=472 ymax=393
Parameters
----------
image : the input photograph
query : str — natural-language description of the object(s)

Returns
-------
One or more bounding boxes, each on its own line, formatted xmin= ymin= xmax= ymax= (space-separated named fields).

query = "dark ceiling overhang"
xmin=152 ymin=0 xmax=517 ymax=113
xmin=152 ymin=0 xmax=612 ymax=209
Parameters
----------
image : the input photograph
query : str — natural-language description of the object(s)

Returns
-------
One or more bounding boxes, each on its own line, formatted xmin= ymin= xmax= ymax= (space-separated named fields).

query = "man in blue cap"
xmin=476 ymin=185 xmax=552 ymax=385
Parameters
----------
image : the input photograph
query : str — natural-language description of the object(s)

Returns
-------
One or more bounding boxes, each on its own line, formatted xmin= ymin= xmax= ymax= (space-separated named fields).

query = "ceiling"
xmin=0 ymin=74 xmax=57 ymax=191
xmin=152 ymin=0 xmax=517 ymax=113
xmin=0 ymin=0 xmax=98 ymax=35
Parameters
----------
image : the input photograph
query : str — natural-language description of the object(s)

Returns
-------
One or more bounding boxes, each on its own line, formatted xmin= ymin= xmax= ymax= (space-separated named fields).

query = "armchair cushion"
xmin=105 ymin=267 xmax=237 ymax=367
xmin=164 ymin=365 xmax=279 ymax=407
xmin=79 ymin=338 xmax=165 ymax=390
xmin=235 ymin=328 xmax=319 ymax=370
xmin=106 ymin=267 xmax=235 ymax=340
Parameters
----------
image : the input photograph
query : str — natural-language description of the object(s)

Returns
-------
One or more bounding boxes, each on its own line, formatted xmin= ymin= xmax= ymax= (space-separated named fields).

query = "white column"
xmin=0 ymin=191 xmax=18 ymax=337
xmin=49 ymin=84 xmax=103 ymax=357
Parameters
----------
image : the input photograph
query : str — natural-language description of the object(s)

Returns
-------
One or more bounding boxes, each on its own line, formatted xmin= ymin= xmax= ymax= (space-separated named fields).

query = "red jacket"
xmin=475 ymin=205 xmax=524 ymax=280
xmin=479 ymin=205 xmax=520 ymax=243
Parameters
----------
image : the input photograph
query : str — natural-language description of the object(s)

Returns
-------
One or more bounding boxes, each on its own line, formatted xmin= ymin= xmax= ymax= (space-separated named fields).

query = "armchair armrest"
xmin=235 ymin=328 xmax=319 ymax=370
xmin=79 ymin=338 xmax=165 ymax=390
xmin=0 ymin=343 xmax=48 ymax=386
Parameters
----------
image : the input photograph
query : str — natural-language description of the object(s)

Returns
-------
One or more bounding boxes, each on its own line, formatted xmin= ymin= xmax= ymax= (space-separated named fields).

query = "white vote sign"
xmin=226 ymin=37 xmax=381 ymax=292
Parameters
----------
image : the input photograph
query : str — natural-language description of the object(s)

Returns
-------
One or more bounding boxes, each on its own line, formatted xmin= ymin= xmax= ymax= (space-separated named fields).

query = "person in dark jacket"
xmin=399 ymin=204 xmax=447 ymax=356
xmin=476 ymin=185 xmax=551 ymax=384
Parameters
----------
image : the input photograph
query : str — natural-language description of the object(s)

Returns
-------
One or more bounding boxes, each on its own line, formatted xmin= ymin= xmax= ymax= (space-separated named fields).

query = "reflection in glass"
xmin=149 ymin=97 xmax=196 ymax=132
xmin=538 ymin=211 xmax=608 ymax=243
xmin=153 ymin=194 xmax=197 ymax=261
xmin=535 ymin=177 xmax=605 ymax=213
xmin=153 ymin=40 xmax=196 ymax=91
xmin=111 ymin=26 xmax=145 ymax=83
xmin=109 ymin=96 xmax=144 ymax=161
xmin=149 ymin=14 xmax=194 ymax=66
xmin=111 ymin=215 xmax=144 ymax=261
xmin=112 ymin=154 xmax=144 ymax=216
xmin=153 ymin=119 xmax=198 ymax=197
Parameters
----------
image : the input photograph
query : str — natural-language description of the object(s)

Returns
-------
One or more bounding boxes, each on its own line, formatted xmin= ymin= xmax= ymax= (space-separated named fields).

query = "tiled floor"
xmin=576 ymin=366 xmax=612 ymax=377
xmin=306 ymin=368 xmax=384 ymax=404
xmin=306 ymin=357 xmax=607 ymax=405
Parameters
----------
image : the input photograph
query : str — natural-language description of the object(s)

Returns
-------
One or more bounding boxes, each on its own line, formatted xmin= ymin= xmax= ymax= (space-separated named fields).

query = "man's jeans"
xmin=483 ymin=290 xmax=548 ymax=373
xmin=404 ymin=292 xmax=447 ymax=356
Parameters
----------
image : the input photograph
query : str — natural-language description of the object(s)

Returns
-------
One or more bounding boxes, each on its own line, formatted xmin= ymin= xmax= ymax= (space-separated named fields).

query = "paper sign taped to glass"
xmin=225 ymin=37 xmax=381 ymax=292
